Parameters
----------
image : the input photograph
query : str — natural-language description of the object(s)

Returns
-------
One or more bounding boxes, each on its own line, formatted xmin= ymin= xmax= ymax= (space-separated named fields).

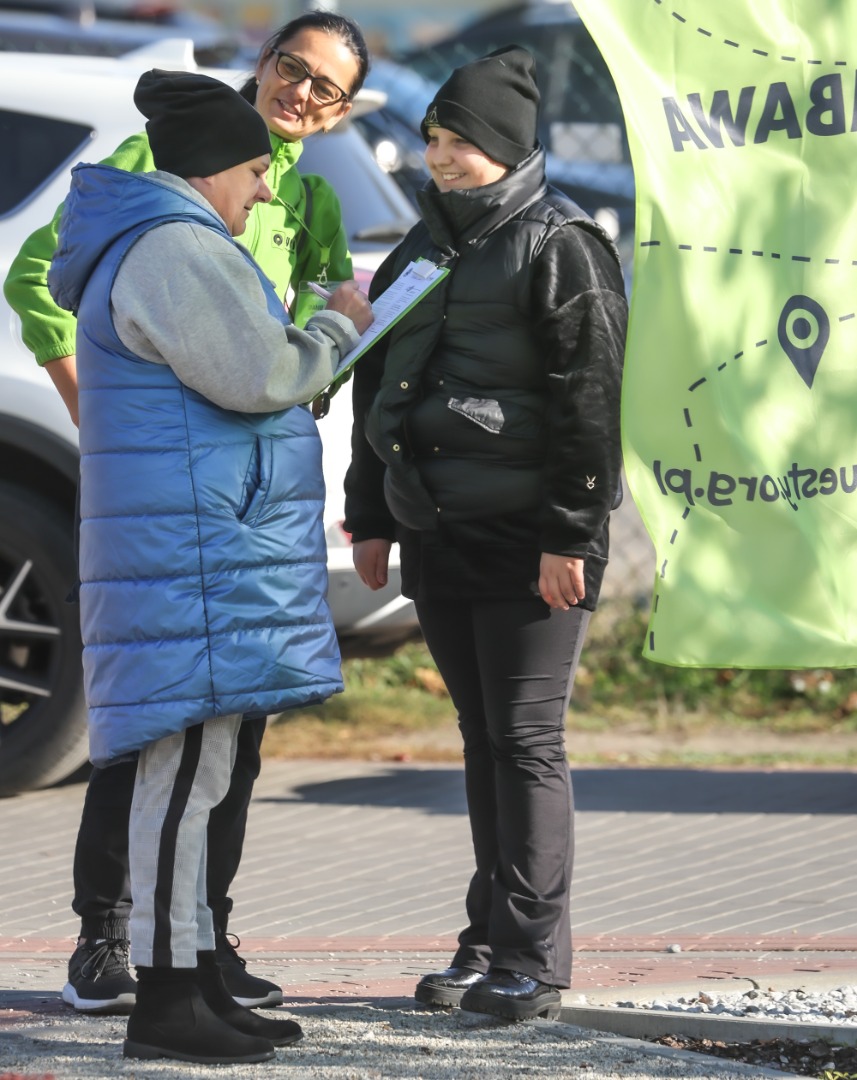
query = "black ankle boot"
xmin=124 ymin=965 xmax=275 ymax=1063
xmin=197 ymin=951 xmax=302 ymax=1046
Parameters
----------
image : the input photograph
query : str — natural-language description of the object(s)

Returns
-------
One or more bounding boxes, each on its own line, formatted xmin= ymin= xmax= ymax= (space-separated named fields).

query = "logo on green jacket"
xmin=271 ymin=229 xmax=297 ymax=252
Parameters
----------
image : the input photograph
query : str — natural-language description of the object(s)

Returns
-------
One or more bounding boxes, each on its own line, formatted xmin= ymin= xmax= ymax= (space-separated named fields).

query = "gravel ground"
xmin=0 ymin=1003 xmax=803 ymax=1080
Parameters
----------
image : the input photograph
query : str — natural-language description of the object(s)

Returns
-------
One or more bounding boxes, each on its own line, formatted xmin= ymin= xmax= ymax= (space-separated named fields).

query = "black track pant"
xmin=71 ymin=716 xmax=266 ymax=941
xmin=416 ymin=596 xmax=590 ymax=988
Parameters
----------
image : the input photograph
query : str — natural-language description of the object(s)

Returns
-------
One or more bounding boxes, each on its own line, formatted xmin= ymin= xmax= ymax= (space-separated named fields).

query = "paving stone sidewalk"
xmin=1 ymin=760 xmax=855 ymax=1078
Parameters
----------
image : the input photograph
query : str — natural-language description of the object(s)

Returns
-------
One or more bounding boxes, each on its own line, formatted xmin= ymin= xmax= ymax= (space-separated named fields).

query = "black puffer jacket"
xmin=344 ymin=148 xmax=627 ymax=608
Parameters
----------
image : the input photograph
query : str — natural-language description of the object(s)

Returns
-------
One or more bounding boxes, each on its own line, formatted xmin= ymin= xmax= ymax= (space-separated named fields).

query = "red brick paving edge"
xmin=4 ymin=935 xmax=857 ymax=954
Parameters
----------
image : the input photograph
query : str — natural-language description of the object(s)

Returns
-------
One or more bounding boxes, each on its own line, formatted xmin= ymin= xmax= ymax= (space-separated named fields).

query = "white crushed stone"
xmin=599 ymin=984 xmax=857 ymax=1025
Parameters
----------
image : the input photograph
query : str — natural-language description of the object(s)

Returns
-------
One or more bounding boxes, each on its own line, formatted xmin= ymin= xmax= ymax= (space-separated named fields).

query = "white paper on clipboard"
xmin=334 ymin=259 xmax=448 ymax=375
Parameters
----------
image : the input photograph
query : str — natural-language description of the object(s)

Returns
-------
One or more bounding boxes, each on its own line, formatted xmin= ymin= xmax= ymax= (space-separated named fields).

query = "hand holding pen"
xmin=315 ymin=279 xmax=373 ymax=335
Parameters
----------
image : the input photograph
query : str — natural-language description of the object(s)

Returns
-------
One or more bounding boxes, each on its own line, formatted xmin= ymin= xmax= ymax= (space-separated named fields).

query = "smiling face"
xmin=192 ymin=154 xmax=272 ymax=236
xmin=424 ymin=126 xmax=511 ymax=192
xmin=254 ymin=26 xmax=358 ymax=142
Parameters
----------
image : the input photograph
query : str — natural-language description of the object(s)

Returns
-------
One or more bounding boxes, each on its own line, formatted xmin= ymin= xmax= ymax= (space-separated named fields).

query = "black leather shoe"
xmin=459 ymin=969 xmax=562 ymax=1020
xmin=414 ymin=966 xmax=484 ymax=1008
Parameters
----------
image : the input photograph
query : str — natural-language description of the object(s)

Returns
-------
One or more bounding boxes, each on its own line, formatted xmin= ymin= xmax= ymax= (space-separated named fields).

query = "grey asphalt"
xmin=2 ymin=759 xmax=856 ymax=1078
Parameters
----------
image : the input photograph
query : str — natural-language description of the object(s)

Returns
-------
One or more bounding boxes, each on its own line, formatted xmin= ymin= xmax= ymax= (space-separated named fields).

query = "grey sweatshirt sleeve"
xmin=110 ymin=220 xmax=360 ymax=413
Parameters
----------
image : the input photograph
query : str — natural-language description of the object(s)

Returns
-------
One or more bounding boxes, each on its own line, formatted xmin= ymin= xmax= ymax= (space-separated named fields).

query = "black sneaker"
xmin=215 ymin=932 xmax=283 ymax=1009
xmin=62 ymin=938 xmax=136 ymax=1014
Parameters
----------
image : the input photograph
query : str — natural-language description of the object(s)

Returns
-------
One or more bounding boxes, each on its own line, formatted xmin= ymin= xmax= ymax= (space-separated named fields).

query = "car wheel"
xmin=0 ymin=482 xmax=88 ymax=796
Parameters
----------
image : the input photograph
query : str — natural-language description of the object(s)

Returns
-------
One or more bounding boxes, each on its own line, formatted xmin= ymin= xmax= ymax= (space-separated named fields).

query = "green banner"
xmin=574 ymin=0 xmax=857 ymax=668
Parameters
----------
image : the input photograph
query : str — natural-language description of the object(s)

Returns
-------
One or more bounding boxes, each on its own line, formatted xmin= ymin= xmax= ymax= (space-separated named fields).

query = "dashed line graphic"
xmin=640 ymin=239 xmax=857 ymax=266
xmin=651 ymin=0 xmax=847 ymax=65
xmin=643 ymin=285 xmax=857 ymax=655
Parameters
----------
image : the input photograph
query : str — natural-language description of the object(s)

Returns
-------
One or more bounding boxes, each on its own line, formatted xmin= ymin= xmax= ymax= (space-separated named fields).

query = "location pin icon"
xmin=777 ymin=294 xmax=830 ymax=389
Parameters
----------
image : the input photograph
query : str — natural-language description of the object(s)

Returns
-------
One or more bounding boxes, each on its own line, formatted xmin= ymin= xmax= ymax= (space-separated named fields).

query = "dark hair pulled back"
xmin=239 ymin=10 xmax=369 ymax=104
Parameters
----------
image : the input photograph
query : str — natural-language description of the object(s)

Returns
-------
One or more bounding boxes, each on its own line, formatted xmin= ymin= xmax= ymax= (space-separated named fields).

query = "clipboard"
xmin=326 ymin=259 xmax=449 ymax=375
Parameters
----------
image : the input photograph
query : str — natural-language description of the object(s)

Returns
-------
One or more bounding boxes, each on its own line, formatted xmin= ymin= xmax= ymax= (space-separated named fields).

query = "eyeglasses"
xmin=271 ymin=49 xmax=349 ymax=106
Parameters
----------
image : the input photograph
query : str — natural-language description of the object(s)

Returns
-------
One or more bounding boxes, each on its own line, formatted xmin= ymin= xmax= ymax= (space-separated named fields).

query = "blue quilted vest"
xmin=53 ymin=166 xmax=342 ymax=766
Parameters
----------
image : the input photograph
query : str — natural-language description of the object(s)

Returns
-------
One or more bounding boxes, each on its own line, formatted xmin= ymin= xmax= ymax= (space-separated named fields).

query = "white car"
xmin=0 ymin=44 xmax=418 ymax=795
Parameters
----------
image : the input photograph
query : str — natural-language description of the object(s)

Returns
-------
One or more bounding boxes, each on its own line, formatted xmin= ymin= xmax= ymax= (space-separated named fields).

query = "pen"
xmin=307 ymin=281 xmax=333 ymax=301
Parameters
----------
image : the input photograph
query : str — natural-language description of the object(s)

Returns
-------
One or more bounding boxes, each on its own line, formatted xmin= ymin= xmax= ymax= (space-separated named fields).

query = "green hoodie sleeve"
xmin=3 ymin=131 xmax=155 ymax=366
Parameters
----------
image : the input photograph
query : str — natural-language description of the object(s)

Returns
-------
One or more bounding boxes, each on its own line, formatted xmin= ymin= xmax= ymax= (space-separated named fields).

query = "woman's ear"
xmin=255 ymin=50 xmax=271 ymax=84
xmin=325 ymin=98 xmax=353 ymax=133
xmin=184 ymin=174 xmax=216 ymax=200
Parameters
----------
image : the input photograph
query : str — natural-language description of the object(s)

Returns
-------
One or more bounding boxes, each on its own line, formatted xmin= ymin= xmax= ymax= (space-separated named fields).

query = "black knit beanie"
xmin=420 ymin=45 xmax=539 ymax=167
xmin=134 ymin=69 xmax=272 ymax=178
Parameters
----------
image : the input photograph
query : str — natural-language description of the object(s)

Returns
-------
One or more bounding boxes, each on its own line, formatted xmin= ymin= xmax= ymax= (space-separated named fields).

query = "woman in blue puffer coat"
xmin=49 ymin=70 xmax=372 ymax=1064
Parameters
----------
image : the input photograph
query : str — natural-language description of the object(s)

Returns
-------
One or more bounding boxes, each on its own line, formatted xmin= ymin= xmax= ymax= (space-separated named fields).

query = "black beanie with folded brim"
xmin=420 ymin=45 xmax=540 ymax=167
xmin=134 ymin=69 xmax=272 ymax=178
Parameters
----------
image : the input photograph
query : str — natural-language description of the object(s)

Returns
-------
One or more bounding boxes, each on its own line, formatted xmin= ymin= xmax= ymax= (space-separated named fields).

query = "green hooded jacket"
xmin=4 ymin=129 xmax=352 ymax=365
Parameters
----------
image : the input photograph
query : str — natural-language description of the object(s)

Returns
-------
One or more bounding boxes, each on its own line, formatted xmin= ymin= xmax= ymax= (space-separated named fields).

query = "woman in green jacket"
xmin=2 ymin=9 xmax=368 ymax=1024
xmin=6 ymin=10 xmax=366 ymax=424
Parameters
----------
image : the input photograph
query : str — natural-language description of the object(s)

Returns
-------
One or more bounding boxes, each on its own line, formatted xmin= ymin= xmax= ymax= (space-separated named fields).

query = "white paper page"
xmin=334 ymin=260 xmax=448 ymax=374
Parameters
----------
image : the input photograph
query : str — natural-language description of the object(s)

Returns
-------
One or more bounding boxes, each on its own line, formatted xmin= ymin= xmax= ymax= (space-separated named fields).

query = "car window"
xmin=298 ymin=125 xmax=416 ymax=254
xmin=0 ymin=109 xmax=93 ymax=216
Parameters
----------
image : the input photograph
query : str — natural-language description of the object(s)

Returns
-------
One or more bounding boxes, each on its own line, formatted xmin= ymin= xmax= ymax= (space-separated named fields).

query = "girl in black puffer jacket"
xmin=344 ymin=45 xmax=627 ymax=1020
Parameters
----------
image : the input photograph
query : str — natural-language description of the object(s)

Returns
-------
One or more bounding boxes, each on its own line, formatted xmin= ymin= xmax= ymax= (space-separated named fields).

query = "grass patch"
xmin=576 ymin=608 xmax=857 ymax=729
xmin=264 ymin=609 xmax=857 ymax=767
